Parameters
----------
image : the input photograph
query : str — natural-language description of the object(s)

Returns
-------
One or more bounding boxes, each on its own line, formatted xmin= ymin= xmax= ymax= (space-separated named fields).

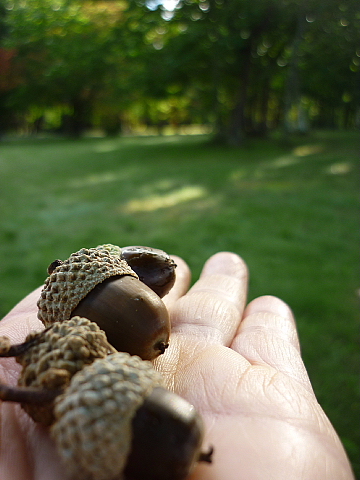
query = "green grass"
xmin=0 ymin=130 xmax=359 ymax=475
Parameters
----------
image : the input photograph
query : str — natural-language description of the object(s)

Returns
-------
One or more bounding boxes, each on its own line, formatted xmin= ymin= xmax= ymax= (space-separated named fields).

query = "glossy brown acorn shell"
xmin=71 ymin=275 xmax=170 ymax=360
xmin=121 ymin=246 xmax=176 ymax=298
xmin=124 ymin=387 xmax=205 ymax=480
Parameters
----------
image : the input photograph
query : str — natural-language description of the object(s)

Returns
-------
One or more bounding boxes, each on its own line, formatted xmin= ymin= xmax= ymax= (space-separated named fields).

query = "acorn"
xmin=0 ymin=352 xmax=213 ymax=480
xmin=37 ymin=247 xmax=171 ymax=360
xmin=0 ymin=317 xmax=115 ymax=425
xmin=120 ymin=245 xmax=177 ymax=298
xmin=95 ymin=244 xmax=176 ymax=298
xmin=52 ymin=354 xmax=212 ymax=480
xmin=124 ymin=385 xmax=213 ymax=480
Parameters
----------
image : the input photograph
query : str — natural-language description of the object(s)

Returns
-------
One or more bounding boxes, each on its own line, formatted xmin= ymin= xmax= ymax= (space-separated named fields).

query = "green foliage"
xmin=140 ymin=0 xmax=359 ymax=139
xmin=0 ymin=1 xmax=7 ymax=39
xmin=0 ymin=0 xmax=359 ymax=138
xmin=0 ymin=130 xmax=359 ymax=474
xmin=300 ymin=0 xmax=360 ymax=126
xmin=3 ymin=2 xmax=117 ymax=102
xmin=2 ymin=0 xmax=150 ymax=133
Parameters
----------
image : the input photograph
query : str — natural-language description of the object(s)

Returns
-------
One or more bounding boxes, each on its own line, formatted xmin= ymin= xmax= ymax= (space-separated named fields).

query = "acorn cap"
xmin=37 ymin=248 xmax=138 ymax=327
xmin=95 ymin=243 xmax=122 ymax=257
xmin=16 ymin=317 xmax=115 ymax=425
xmin=51 ymin=353 xmax=163 ymax=480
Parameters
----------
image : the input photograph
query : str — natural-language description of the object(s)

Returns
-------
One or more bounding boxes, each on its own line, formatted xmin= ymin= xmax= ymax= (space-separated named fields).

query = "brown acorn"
xmin=52 ymin=354 xmax=212 ymax=480
xmin=120 ymin=245 xmax=177 ymax=298
xmin=95 ymin=244 xmax=177 ymax=298
xmin=37 ymin=248 xmax=171 ymax=360
xmin=0 ymin=352 xmax=213 ymax=480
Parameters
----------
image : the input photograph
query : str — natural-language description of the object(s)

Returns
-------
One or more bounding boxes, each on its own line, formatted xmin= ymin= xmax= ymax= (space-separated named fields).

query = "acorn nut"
xmin=124 ymin=385 xmax=213 ymax=480
xmin=53 ymin=354 xmax=212 ymax=480
xmin=37 ymin=247 xmax=171 ymax=360
xmin=95 ymin=244 xmax=177 ymax=298
xmin=120 ymin=245 xmax=176 ymax=298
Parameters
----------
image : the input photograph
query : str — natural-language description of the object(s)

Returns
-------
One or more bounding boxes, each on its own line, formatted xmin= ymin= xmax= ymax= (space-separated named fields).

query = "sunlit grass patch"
xmin=122 ymin=185 xmax=208 ymax=212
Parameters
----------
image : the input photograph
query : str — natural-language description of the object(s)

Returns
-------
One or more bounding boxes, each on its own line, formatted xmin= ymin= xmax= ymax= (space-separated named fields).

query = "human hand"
xmin=0 ymin=252 xmax=354 ymax=480
xmin=157 ymin=252 xmax=354 ymax=480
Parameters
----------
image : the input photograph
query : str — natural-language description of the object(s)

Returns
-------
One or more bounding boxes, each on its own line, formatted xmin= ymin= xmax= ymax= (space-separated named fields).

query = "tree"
xmin=300 ymin=0 xmax=360 ymax=128
xmin=2 ymin=0 xmax=358 ymax=138
xmin=2 ymin=0 xmax=137 ymax=135
xmin=137 ymin=0 xmax=359 ymax=142
xmin=139 ymin=0 xmax=300 ymax=144
xmin=0 ymin=0 xmax=14 ymax=134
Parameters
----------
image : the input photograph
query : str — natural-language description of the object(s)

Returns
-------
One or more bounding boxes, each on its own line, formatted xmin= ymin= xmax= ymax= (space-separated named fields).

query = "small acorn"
xmin=37 ymin=247 xmax=171 ymax=360
xmin=120 ymin=245 xmax=177 ymax=298
xmin=95 ymin=244 xmax=176 ymax=298
xmin=124 ymin=385 xmax=213 ymax=480
xmin=52 ymin=354 xmax=212 ymax=480
xmin=0 ymin=317 xmax=115 ymax=425
xmin=0 ymin=352 xmax=213 ymax=480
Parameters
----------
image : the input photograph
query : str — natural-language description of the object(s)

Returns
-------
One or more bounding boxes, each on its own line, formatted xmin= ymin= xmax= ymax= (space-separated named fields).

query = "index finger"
xmin=161 ymin=255 xmax=191 ymax=310
xmin=169 ymin=252 xmax=248 ymax=346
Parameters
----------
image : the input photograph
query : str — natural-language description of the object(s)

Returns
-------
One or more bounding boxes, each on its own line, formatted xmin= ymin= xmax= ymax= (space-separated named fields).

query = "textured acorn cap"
xmin=16 ymin=317 xmax=115 ymax=425
xmin=51 ymin=353 xmax=163 ymax=480
xmin=37 ymin=248 xmax=138 ymax=327
xmin=95 ymin=243 xmax=122 ymax=257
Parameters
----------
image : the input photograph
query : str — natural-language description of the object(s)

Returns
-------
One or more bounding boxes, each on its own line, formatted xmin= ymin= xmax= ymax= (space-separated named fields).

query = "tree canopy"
xmin=0 ymin=0 xmax=359 ymax=141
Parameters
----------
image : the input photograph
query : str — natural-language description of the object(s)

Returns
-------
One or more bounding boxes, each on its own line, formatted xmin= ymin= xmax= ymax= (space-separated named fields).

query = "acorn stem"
xmin=0 ymin=328 xmax=50 ymax=358
xmin=198 ymin=446 xmax=214 ymax=464
xmin=154 ymin=341 xmax=169 ymax=355
xmin=0 ymin=382 xmax=62 ymax=404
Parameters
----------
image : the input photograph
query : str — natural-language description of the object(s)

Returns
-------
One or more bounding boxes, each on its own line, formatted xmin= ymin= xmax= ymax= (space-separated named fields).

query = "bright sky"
xmin=161 ymin=0 xmax=179 ymax=9
xmin=148 ymin=0 xmax=179 ymax=11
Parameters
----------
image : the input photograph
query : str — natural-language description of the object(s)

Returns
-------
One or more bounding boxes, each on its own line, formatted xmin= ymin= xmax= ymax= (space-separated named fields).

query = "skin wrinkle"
xmin=244 ymin=295 xmax=295 ymax=323
xmin=154 ymin=333 xmax=202 ymax=392
xmin=158 ymin=334 xmax=251 ymax=416
xmin=200 ymin=252 xmax=249 ymax=283
xmin=168 ymin=337 xmax=214 ymax=400
xmin=239 ymin=367 xmax=339 ymax=446
xmin=172 ymin=324 xmax=226 ymax=344
xmin=171 ymin=292 xmax=241 ymax=345
xmin=177 ymin=344 xmax=251 ymax=415
xmin=0 ymin=359 xmax=21 ymax=387
xmin=202 ymin=402 xmax=344 ymax=452
xmin=234 ymin=330 xmax=313 ymax=393
xmin=188 ymin=274 xmax=246 ymax=309
xmin=235 ymin=323 xmax=297 ymax=350
xmin=226 ymin=372 xmax=348 ymax=473
xmin=193 ymin=415 xmax=352 ymax=480
xmin=237 ymin=311 xmax=301 ymax=351
xmin=0 ymin=403 xmax=33 ymax=480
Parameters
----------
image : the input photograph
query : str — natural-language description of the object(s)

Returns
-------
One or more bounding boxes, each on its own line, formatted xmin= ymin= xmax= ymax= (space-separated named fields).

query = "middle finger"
xmin=168 ymin=252 xmax=248 ymax=346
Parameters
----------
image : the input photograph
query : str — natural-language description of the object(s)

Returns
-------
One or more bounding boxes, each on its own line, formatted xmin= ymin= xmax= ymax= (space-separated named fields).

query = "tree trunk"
xmin=283 ymin=13 xmax=307 ymax=135
xmin=63 ymin=97 xmax=92 ymax=137
xmin=226 ymin=46 xmax=252 ymax=146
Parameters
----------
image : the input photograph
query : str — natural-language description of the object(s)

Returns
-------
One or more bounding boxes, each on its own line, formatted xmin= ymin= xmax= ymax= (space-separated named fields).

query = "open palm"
xmin=0 ymin=252 xmax=354 ymax=480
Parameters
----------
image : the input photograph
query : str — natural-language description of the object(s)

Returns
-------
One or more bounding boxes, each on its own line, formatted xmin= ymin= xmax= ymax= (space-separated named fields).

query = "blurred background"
xmin=0 ymin=0 xmax=359 ymax=476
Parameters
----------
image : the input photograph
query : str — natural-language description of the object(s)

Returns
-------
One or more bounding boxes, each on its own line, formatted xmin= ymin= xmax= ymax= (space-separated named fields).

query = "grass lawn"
xmin=0 ymin=129 xmax=359 ymax=475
